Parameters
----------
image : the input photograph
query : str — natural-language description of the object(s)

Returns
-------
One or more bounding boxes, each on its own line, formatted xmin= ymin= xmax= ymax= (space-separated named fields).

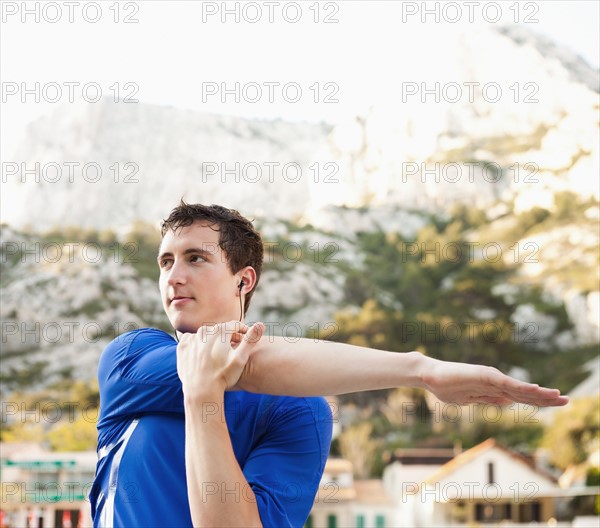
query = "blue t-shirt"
xmin=89 ymin=328 xmax=333 ymax=527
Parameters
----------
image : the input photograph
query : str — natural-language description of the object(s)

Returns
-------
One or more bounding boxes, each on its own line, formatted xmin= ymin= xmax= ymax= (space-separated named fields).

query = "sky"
xmin=1 ymin=0 xmax=599 ymax=159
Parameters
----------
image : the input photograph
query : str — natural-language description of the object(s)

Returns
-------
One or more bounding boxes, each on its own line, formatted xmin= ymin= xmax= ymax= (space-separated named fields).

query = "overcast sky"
xmin=1 ymin=1 xmax=599 ymax=158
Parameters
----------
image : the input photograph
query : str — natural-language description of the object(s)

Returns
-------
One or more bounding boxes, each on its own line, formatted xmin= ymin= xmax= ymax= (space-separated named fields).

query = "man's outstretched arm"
xmin=237 ymin=330 xmax=569 ymax=407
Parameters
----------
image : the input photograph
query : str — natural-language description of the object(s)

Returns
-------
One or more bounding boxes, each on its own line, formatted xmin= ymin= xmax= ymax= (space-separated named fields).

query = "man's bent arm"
xmin=178 ymin=324 xmax=265 ymax=527
xmin=184 ymin=390 xmax=262 ymax=527
xmin=238 ymin=335 xmax=569 ymax=407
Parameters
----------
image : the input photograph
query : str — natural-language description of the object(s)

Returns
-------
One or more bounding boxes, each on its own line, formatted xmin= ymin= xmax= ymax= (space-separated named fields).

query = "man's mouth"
xmin=170 ymin=296 xmax=194 ymax=307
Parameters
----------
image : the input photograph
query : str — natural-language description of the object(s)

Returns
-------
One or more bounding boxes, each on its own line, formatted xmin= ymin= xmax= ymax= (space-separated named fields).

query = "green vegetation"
xmin=1 ymin=380 xmax=100 ymax=450
xmin=43 ymin=221 xmax=162 ymax=280
xmin=542 ymin=396 xmax=600 ymax=470
xmin=316 ymin=194 xmax=599 ymax=475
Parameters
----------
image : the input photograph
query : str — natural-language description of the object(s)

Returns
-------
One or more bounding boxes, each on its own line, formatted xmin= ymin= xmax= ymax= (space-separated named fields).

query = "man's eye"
xmin=159 ymin=259 xmax=172 ymax=268
xmin=190 ymin=255 xmax=206 ymax=263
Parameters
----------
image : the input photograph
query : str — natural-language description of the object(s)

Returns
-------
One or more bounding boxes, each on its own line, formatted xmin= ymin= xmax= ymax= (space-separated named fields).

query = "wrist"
xmin=182 ymin=385 xmax=225 ymax=407
xmin=409 ymin=351 xmax=435 ymax=389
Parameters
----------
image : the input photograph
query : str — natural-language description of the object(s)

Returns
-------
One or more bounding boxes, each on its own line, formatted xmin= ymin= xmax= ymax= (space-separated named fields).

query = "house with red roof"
xmin=383 ymin=438 xmax=562 ymax=526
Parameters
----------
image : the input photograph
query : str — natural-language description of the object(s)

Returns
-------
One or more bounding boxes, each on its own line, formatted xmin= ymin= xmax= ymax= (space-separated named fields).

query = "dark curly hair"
xmin=160 ymin=201 xmax=263 ymax=314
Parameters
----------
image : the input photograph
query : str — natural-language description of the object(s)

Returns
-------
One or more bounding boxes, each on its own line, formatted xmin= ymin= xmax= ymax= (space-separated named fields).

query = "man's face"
xmin=158 ymin=222 xmax=240 ymax=333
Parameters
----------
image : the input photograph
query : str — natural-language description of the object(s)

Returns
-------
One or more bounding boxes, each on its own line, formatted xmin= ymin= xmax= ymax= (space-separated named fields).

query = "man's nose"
xmin=166 ymin=259 xmax=187 ymax=286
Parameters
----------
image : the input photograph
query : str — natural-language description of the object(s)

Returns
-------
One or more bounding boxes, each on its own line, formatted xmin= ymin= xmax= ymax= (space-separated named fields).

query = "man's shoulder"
xmin=97 ymin=327 xmax=181 ymax=397
xmin=294 ymin=395 xmax=333 ymax=422
xmin=110 ymin=326 xmax=174 ymax=346
xmin=100 ymin=327 xmax=176 ymax=360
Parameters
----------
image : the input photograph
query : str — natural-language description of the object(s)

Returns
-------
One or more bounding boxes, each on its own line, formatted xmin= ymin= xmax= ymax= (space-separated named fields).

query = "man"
xmin=90 ymin=202 xmax=568 ymax=527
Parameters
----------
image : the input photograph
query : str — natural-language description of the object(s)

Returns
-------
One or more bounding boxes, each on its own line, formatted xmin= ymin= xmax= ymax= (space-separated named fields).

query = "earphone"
xmin=238 ymin=280 xmax=245 ymax=321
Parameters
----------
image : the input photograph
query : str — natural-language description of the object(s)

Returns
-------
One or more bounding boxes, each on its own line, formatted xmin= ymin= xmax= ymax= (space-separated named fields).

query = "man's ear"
xmin=238 ymin=267 xmax=257 ymax=292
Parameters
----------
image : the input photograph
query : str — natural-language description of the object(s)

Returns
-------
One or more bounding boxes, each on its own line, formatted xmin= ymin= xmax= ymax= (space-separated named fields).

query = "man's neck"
xmin=175 ymin=319 xmax=247 ymax=341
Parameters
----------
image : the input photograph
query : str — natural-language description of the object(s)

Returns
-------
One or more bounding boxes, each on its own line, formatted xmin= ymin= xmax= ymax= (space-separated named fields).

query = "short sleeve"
xmin=242 ymin=397 xmax=333 ymax=527
xmin=97 ymin=328 xmax=184 ymax=425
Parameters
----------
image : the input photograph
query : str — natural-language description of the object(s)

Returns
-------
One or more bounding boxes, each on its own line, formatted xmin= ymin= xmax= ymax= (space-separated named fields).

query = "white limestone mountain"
xmin=2 ymin=25 xmax=598 ymax=231
xmin=2 ymin=102 xmax=333 ymax=230
xmin=315 ymin=24 xmax=598 ymax=217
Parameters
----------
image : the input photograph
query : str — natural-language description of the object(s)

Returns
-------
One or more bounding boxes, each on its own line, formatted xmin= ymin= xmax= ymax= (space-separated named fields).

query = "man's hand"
xmin=176 ymin=321 xmax=265 ymax=397
xmin=421 ymin=357 xmax=569 ymax=407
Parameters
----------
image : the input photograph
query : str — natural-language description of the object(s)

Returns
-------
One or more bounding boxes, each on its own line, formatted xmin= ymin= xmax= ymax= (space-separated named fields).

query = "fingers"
xmin=487 ymin=368 xmax=568 ymax=406
xmin=464 ymin=391 xmax=569 ymax=407
xmin=543 ymin=395 xmax=570 ymax=406
xmin=481 ymin=387 xmax=569 ymax=407
xmin=221 ymin=323 xmax=265 ymax=390
xmin=507 ymin=394 xmax=569 ymax=407
xmin=193 ymin=321 xmax=248 ymax=348
xmin=193 ymin=320 xmax=264 ymax=360
xmin=507 ymin=386 xmax=567 ymax=405
xmin=182 ymin=320 xmax=263 ymax=363
xmin=244 ymin=322 xmax=265 ymax=344
xmin=485 ymin=367 xmax=536 ymax=392
xmin=196 ymin=321 xmax=248 ymax=336
xmin=234 ymin=322 xmax=265 ymax=362
xmin=230 ymin=327 xmax=247 ymax=348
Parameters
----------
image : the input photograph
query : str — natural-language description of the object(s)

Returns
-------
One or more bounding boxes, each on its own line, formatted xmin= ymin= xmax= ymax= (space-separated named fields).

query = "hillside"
xmin=1 ymin=192 xmax=598 ymax=396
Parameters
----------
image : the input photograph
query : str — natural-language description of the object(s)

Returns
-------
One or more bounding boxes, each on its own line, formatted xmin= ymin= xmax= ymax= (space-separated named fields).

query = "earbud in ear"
xmin=238 ymin=280 xmax=245 ymax=290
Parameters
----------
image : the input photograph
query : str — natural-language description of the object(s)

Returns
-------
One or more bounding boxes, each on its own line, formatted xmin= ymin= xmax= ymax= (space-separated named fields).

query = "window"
xmin=475 ymin=503 xmax=511 ymax=522
xmin=356 ymin=514 xmax=365 ymax=528
xmin=375 ymin=514 xmax=385 ymax=528
xmin=519 ymin=502 xmax=541 ymax=522
xmin=327 ymin=514 xmax=337 ymax=528
xmin=487 ymin=462 xmax=495 ymax=484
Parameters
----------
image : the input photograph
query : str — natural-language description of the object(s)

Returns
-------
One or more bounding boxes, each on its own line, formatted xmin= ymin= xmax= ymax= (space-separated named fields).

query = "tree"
xmin=338 ymin=422 xmax=380 ymax=479
xmin=47 ymin=413 xmax=98 ymax=451
xmin=542 ymin=397 xmax=600 ymax=470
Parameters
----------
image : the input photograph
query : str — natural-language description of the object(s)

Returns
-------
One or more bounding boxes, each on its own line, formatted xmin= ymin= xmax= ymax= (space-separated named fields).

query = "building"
xmin=307 ymin=458 xmax=395 ymax=528
xmin=1 ymin=442 xmax=95 ymax=528
xmin=384 ymin=438 xmax=562 ymax=527
xmin=315 ymin=440 xmax=598 ymax=527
